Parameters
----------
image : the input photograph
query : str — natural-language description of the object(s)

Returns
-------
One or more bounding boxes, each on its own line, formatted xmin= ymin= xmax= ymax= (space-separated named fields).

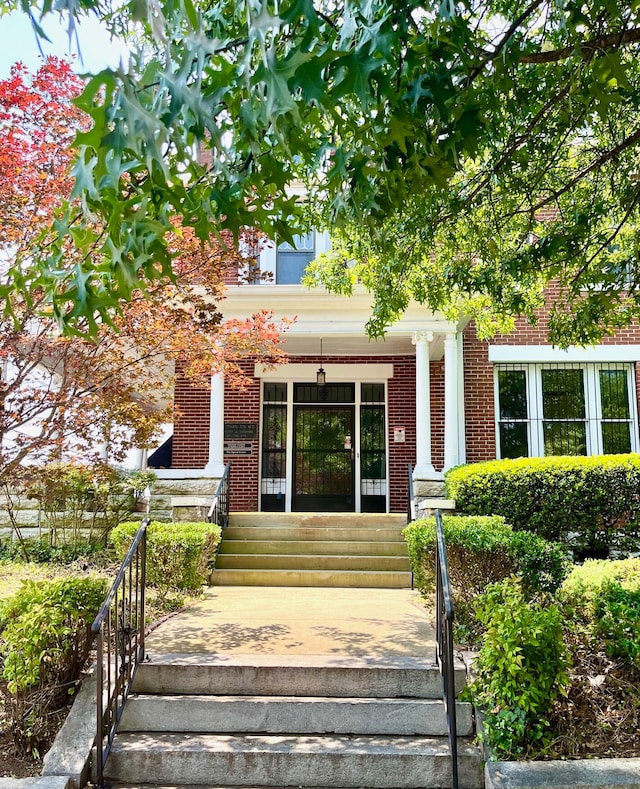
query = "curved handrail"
xmin=435 ymin=508 xmax=459 ymax=789
xmin=92 ymin=516 xmax=149 ymax=789
xmin=207 ymin=461 xmax=231 ymax=531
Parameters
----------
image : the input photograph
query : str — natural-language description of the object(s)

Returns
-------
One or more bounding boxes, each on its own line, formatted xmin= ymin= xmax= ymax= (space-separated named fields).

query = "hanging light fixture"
xmin=316 ymin=338 xmax=326 ymax=386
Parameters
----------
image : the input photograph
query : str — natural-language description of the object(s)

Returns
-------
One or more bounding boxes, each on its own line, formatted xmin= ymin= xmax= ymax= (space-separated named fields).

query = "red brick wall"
xmin=224 ymin=361 xmax=261 ymax=511
xmin=172 ymin=371 xmax=211 ymax=468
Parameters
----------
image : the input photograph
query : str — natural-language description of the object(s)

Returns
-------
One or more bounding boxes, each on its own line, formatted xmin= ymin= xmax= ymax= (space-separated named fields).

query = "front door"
xmin=293 ymin=404 xmax=355 ymax=511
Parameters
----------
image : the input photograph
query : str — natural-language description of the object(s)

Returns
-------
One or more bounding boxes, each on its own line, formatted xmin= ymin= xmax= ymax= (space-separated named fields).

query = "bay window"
xmin=495 ymin=363 xmax=637 ymax=458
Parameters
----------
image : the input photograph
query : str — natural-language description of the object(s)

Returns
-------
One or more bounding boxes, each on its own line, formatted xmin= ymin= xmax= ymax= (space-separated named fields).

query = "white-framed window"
xmin=495 ymin=363 xmax=638 ymax=458
xmin=276 ymin=232 xmax=315 ymax=284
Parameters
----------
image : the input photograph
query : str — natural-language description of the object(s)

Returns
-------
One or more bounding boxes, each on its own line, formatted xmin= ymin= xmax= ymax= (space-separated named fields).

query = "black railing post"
xmin=435 ymin=508 xmax=459 ymax=789
xmin=92 ymin=516 xmax=149 ymax=788
xmin=407 ymin=463 xmax=417 ymax=523
xmin=208 ymin=461 xmax=231 ymax=532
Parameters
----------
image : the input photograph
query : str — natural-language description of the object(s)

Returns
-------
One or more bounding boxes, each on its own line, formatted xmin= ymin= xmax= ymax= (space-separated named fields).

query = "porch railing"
xmin=407 ymin=463 xmax=417 ymax=523
xmin=435 ymin=508 xmax=459 ymax=789
xmin=207 ymin=461 xmax=231 ymax=533
xmin=92 ymin=516 xmax=148 ymax=789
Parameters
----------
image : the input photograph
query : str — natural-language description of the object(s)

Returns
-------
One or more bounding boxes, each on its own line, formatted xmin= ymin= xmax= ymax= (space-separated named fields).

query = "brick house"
xmin=147 ymin=235 xmax=640 ymax=515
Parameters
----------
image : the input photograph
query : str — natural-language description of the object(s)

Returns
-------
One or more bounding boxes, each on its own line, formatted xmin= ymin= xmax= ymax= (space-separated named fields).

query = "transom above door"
xmin=260 ymin=381 xmax=387 ymax=513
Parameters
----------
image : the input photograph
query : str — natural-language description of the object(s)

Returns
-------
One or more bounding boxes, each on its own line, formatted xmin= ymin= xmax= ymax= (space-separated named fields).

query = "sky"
xmin=0 ymin=10 xmax=131 ymax=78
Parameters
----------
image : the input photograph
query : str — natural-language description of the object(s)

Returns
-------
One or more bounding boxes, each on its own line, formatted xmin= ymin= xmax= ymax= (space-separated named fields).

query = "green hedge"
xmin=111 ymin=521 xmax=221 ymax=593
xmin=0 ymin=576 xmax=106 ymax=751
xmin=446 ymin=454 xmax=640 ymax=557
xmin=561 ymin=558 xmax=640 ymax=670
xmin=403 ymin=515 xmax=569 ymax=598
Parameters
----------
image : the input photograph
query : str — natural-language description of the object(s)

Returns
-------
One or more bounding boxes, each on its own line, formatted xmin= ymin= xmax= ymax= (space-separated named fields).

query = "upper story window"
xmin=276 ymin=232 xmax=315 ymax=284
xmin=496 ymin=362 xmax=637 ymax=459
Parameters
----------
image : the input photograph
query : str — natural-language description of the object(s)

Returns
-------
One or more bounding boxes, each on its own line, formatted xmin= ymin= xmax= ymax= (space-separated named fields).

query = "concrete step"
xmin=131 ymin=654 xmax=464 ymax=699
xmin=223 ymin=526 xmax=406 ymax=541
xmin=229 ymin=513 xmax=408 ymax=528
xmin=119 ymin=694 xmax=474 ymax=737
xmin=104 ymin=732 xmax=483 ymax=788
xmin=215 ymin=554 xmax=412 ymax=571
xmin=218 ymin=540 xmax=409 ymax=556
xmin=209 ymin=568 xmax=412 ymax=587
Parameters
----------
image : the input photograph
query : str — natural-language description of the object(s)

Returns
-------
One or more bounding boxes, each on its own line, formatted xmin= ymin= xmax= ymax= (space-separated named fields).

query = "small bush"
xmin=404 ymin=515 xmax=569 ymax=598
xmin=561 ymin=558 xmax=640 ymax=670
xmin=446 ymin=455 xmax=640 ymax=557
xmin=111 ymin=521 xmax=221 ymax=595
xmin=469 ymin=577 xmax=570 ymax=759
xmin=0 ymin=576 xmax=106 ymax=753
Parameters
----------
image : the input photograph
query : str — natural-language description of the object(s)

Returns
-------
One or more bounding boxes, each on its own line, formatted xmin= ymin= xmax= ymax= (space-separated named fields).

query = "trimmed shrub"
xmin=111 ymin=521 xmax=221 ymax=594
xmin=446 ymin=454 xmax=640 ymax=557
xmin=0 ymin=576 xmax=107 ymax=752
xmin=404 ymin=515 xmax=569 ymax=598
xmin=468 ymin=577 xmax=569 ymax=759
xmin=561 ymin=558 xmax=640 ymax=670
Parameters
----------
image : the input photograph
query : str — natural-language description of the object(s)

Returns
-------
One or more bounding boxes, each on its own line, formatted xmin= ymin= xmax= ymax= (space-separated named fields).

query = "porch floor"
xmin=144 ymin=586 xmax=436 ymax=657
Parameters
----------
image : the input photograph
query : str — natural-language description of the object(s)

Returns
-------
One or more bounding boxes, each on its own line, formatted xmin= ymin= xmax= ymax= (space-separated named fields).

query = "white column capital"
xmin=444 ymin=331 xmax=458 ymax=347
xmin=412 ymin=331 xmax=434 ymax=346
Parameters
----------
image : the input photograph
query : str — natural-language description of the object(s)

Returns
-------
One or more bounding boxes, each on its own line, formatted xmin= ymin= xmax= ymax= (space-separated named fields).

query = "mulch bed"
xmin=546 ymin=638 xmax=640 ymax=759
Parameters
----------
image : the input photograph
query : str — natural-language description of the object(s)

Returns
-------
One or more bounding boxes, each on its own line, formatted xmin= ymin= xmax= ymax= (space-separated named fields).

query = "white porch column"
xmin=412 ymin=331 xmax=437 ymax=478
xmin=204 ymin=372 xmax=226 ymax=475
xmin=443 ymin=332 xmax=460 ymax=471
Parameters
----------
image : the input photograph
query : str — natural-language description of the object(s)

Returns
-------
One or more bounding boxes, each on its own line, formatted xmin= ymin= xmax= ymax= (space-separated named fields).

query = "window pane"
xmin=499 ymin=422 xmax=529 ymax=458
xmin=498 ymin=370 xmax=527 ymax=419
xmin=600 ymin=370 xmax=630 ymax=419
xmin=543 ymin=421 xmax=587 ymax=455
xmin=542 ymin=369 xmax=585 ymax=419
xmin=361 ymin=383 xmax=385 ymax=403
xmin=602 ymin=422 xmax=632 ymax=454
xmin=264 ymin=382 xmax=287 ymax=402
xmin=276 ymin=252 xmax=313 ymax=284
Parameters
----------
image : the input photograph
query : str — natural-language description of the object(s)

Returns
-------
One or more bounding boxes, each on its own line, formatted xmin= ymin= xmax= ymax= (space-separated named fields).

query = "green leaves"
xmin=2 ymin=0 xmax=640 ymax=338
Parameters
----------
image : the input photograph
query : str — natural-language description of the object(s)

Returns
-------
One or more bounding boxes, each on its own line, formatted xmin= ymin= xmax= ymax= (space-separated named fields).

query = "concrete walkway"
xmin=144 ymin=586 xmax=436 ymax=657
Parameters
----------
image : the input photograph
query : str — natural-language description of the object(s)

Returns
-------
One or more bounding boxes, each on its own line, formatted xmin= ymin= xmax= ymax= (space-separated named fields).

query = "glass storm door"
xmin=293 ymin=405 xmax=355 ymax=511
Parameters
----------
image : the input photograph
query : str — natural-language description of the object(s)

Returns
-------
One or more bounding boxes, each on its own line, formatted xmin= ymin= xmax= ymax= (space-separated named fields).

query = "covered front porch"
xmin=148 ymin=286 xmax=467 ymax=515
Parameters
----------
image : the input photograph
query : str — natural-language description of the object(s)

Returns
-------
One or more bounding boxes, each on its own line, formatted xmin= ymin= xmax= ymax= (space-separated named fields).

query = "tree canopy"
xmin=0 ymin=60 xmax=285 ymax=481
xmin=4 ymin=0 xmax=640 ymax=343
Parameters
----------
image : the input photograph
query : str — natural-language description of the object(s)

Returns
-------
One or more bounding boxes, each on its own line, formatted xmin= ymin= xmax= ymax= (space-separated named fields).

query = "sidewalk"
xmin=144 ymin=586 xmax=436 ymax=657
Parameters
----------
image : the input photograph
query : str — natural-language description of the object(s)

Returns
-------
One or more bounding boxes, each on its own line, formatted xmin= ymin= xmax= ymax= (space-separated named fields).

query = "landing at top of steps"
xmin=229 ymin=512 xmax=408 ymax=527
xmin=143 ymin=586 xmax=435 ymax=657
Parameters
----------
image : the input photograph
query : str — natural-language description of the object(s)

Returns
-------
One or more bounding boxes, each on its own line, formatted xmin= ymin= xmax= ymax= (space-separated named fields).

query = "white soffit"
xmin=254 ymin=363 xmax=395 ymax=381
xmin=489 ymin=345 xmax=640 ymax=363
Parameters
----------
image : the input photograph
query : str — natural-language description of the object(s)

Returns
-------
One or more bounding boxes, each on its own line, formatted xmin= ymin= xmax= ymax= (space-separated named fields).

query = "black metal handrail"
xmin=92 ymin=516 xmax=148 ymax=789
xmin=207 ymin=461 xmax=231 ymax=532
xmin=435 ymin=508 xmax=459 ymax=789
xmin=407 ymin=463 xmax=417 ymax=523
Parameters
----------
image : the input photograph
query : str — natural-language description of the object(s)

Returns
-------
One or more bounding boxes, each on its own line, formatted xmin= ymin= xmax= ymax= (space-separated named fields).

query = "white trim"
xmin=489 ymin=345 xmax=640 ymax=364
xmin=254 ymin=363 xmax=394 ymax=382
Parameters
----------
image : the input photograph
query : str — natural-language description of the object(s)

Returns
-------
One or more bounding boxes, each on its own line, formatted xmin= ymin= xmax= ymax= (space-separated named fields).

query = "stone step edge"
xmin=108 ymin=731 xmax=481 ymax=752
xmin=135 ymin=652 xmax=446 ymax=669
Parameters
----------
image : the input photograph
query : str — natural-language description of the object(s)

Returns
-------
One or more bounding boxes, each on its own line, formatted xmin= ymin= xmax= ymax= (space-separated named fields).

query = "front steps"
xmin=104 ymin=653 xmax=483 ymax=789
xmin=211 ymin=512 xmax=412 ymax=588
